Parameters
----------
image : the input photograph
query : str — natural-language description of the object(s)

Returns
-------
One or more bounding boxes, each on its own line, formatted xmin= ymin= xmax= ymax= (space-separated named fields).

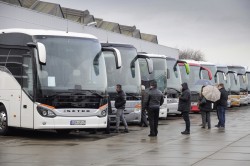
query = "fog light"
xmin=101 ymin=110 xmax=107 ymax=116
xmin=42 ymin=110 xmax=48 ymax=116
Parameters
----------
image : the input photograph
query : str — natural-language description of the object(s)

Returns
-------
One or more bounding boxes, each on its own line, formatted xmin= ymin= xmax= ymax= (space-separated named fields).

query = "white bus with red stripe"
xmin=179 ymin=60 xmax=212 ymax=113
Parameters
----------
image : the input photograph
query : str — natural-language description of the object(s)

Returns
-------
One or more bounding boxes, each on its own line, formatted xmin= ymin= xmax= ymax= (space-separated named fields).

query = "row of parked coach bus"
xmin=0 ymin=29 xmax=249 ymax=135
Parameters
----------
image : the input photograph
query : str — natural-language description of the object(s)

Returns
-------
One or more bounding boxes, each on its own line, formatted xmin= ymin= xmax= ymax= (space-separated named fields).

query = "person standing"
xmin=178 ymin=82 xmax=191 ymax=135
xmin=140 ymin=85 xmax=148 ymax=127
xmin=198 ymin=86 xmax=212 ymax=129
xmin=142 ymin=80 xmax=164 ymax=137
xmin=114 ymin=84 xmax=129 ymax=133
xmin=215 ymin=83 xmax=228 ymax=129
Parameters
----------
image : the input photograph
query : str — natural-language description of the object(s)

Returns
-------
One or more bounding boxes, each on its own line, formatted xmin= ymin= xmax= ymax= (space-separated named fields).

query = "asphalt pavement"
xmin=1 ymin=106 xmax=250 ymax=166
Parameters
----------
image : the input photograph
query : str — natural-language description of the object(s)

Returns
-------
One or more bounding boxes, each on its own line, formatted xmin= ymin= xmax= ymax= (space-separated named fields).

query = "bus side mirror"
xmin=184 ymin=63 xmax=190 ymax=75
xmin=37 ymin=42 xmax=46 ymax=64
xmin=200 ymin=66 xmax=212 ymax=80
xmin=27 ymin=42 xmax=46 ymax=64
xmin=167 ymin=69 xmax=171 ymax=79
xmin=234 ymin=73 xmax=238 ymax=85
xmin=243 ymin=75 xmax=247 ymax=83
xmin=102 ymin=47 xmax=122 ymax=69
xmin=223 ymin=73 xmax=227 ymax=81
xmin=176 ymin=60 xmax=190 ymax=75
xmin=137 ymin=54 xmax=153 ymax=74
xmin=145 ymin=58 xmax=153 ymax=74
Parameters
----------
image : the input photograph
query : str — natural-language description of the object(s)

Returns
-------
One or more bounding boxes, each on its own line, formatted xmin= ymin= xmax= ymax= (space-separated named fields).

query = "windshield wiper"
xmin=70 ymin=89 xmax=104 ymax=98
xmin=45 ymin=91 xmax=72 ymax=98
xmin=240 ymin=88 xmax=247 ymax=92
xmin=126 ymin=93 xmax=140 ymax=100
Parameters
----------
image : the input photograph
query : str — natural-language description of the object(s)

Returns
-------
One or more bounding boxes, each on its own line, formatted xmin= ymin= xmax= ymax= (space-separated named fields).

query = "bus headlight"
xmin=37 ymin=104 xmax=56 ymax=118
xmin=97 ymin=104 xmax=108 ymax=117
xmin=134 ymin=104 xmax=141 ymax=113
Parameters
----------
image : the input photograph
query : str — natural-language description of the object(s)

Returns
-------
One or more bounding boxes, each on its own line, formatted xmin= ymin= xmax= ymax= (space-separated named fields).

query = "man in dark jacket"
xmin=178 ymin=82 xmax=191 ymax=135
xmin=114 ymin=84 xmax=129 ymax=133
xmin=215 ymin=83 xmax=228 ymax=128
xmin=142 ymin=80 xmax=164 ymax=137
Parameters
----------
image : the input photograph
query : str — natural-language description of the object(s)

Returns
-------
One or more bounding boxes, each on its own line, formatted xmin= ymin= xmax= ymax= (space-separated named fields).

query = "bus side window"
xmin=22 ymin=50 xmax=34 ymax=97
xmin=0 ymin=47 xmax=34 ymax=97
xmin=4 ymin=48 xmax=23 ymax=85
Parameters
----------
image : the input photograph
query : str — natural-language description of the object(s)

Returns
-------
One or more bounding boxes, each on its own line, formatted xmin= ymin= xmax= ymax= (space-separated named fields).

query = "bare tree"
xmin=179 ymin=49 xmax=205 ymax=61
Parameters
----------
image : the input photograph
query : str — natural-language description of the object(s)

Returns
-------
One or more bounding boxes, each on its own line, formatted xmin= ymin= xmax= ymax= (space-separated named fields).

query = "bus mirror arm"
xmin=102 ymin=47 xmax=122 ymax=69
xmin=137 ymin=54 xmax=153 ymax=74
xmin=176 ymin=60 xmax=190 ymax=74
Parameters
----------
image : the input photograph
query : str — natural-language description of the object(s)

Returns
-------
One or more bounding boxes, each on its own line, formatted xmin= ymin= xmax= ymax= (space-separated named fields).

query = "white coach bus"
xmin=0 ymin=29 xmax=121 ymax=135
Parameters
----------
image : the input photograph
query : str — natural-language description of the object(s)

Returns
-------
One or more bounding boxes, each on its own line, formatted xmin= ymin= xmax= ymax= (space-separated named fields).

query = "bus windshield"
xmin=167 ymin=59 xmax=182 ymax=92
xmin=228 ymin=73 xmax=240 ymax=93
xmin=140 ymin=58 xmax=167 ymax=92
xmin=35 ymin=36 xmax=107 ymax=93
xmin=180 ymin=65 xmax=202 ymax=92
xmin=217 ymin=72 xmax=230 ymax=92
xmin=239 ymin=75 xmax=247 ymax=91
xmin=246 ymin=73 xmax=250 ymax=91
xmin=104 ymin=47 xmax=140 ymax=94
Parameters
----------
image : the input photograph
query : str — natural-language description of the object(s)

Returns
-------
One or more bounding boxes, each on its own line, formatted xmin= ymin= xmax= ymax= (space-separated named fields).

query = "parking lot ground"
xmin=1 ymin=106 xmax=250 ymax=166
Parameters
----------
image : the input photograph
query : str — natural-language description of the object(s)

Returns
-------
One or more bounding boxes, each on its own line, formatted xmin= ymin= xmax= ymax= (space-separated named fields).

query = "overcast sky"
xmin=45 ymin=0 xmax=250 ymax=68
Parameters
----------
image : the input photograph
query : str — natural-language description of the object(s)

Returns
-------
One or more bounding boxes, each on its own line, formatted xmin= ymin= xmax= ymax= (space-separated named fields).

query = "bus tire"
xmin=0 ymin=105 xmax=9 ymax=136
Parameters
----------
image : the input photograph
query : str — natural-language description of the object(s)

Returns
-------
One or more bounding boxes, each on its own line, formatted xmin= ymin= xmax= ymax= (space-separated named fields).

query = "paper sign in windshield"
xmin=48 ymin=76 xmax=56 ymax=87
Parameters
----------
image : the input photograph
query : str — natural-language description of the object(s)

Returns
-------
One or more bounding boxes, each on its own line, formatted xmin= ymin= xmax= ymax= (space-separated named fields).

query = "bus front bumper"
xmin=34 ymin=116 xmax=108 ymax=129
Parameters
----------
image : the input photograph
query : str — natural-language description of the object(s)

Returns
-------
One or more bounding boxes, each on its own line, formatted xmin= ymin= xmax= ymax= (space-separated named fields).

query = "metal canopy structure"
xmin=20 ymin=0 xmax=36 ymax=8
xmin=141 ymin=33 xmax=158 ymax=44
xmin=0 ymin=0 xmax=158 ymax=43
xmin=120 ymin=25 xmax=141 ymax=39
xmin=30 ymin=1 xmax=64 ymax=18
xmin=61 ymin=7 xmax=95 ymax=25
xmin=96 ymin=20 xmax=121 ymax=33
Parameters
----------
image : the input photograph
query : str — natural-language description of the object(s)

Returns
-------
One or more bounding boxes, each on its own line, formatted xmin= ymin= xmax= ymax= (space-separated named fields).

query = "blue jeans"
xmin=217 ymin=106 xmax=226 ymax=127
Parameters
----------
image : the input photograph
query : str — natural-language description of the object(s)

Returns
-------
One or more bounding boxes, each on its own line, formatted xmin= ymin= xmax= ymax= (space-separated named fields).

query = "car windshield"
xmin=139 ymin=58 xmax=167 ymax=92
xmin=201 ymin=65 xmax=217 ymax=84
xmin=35 ymin=36 xmax=107 ymax=93
xmin=228 ymin=73 xmax=240 ymax=92
xmin=167 ymin=59 xmax=182 ymax=92
xmin=104 ymin=46 xmax=140 ymax=94
xmin=180 ymin=65 xmax=202 ymax=92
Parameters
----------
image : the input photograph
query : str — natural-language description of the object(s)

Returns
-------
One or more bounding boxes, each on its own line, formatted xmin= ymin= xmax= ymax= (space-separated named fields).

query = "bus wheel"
xmin=0 ymin=107 xmax=9 ymax=135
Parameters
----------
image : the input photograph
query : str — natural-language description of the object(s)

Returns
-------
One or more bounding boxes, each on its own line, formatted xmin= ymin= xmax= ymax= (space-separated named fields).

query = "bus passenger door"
xmin=20 ymin=50 xmax=34 ymax=128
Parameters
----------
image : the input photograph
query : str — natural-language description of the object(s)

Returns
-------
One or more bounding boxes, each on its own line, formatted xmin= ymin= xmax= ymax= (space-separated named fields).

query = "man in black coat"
xmin=142 ymin=80 xmax=164 ymax=137
xmin=215 ymin=83 xmax=228 ymax=128
xmin=178 ymin=82 xmax=191 ymax=135
xmin=114 ymin=84 xmax=129 ymax=133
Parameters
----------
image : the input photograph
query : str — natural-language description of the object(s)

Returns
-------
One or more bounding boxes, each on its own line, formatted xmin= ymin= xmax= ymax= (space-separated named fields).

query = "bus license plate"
xmin=70 ymin=120 xmax=86 ymax=125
